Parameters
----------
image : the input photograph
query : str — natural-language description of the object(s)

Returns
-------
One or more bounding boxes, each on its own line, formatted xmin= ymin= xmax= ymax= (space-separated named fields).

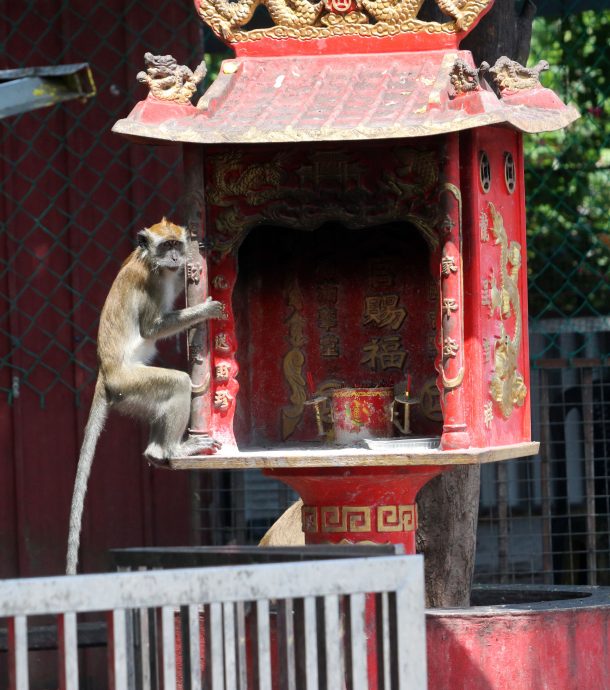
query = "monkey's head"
xmin=137 ymin=218 xmax=187 ymax=273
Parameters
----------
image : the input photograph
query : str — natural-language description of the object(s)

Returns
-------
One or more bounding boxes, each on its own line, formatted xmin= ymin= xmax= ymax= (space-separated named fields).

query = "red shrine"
xmin=113 ymin=0 xmax=577 ymax=552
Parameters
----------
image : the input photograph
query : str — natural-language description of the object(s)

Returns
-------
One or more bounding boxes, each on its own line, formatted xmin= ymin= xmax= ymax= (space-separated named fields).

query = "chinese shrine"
xmin=113 ymin=0 xmax=578 ymax=555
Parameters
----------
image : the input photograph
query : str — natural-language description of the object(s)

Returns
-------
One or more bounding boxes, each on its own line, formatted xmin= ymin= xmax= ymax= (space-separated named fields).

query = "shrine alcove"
xmin=232 ymin=220 xmax=443 ymax=450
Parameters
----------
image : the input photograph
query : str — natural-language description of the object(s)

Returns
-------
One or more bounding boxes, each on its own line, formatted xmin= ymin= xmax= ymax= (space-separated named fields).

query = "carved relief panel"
xmin=203 ymin=143 xmax=446 ymax=448
xmin=462 ymin=126 xmax=531 ymax=448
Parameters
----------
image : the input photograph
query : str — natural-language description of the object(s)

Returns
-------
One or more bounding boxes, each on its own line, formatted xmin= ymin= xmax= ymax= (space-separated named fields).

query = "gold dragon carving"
xmin=207 ymin=152 xmax=284 ymax=207
xmin=196 ymin=0 xmax=492 ymax=43
xmin=281 ymin=280 xmax=308 ymax=440
xmin=488 ymin=57 xmax=550 ymax=93
xmin=207 ymin=148 xmax=441 ymax=257
xmin=485 ymin=202 xmax=527 ymax=418
xmin=137 ymin=53 xmax=206 ymax=104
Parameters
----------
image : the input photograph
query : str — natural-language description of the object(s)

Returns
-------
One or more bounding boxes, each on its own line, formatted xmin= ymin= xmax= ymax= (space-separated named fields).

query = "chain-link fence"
xmin=1 ymin=1 xmax=609 ymax=583
xmin=475 ymin=6 xmax=610 ymax=586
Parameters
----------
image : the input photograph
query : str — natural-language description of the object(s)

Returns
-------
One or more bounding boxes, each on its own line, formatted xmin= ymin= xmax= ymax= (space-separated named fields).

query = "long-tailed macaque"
xmin=66 ymin=218 xmax=222 ymax=575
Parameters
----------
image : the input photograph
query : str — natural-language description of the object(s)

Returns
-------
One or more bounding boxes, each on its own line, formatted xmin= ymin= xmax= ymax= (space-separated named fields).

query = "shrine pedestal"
xmin=171 ymin=441 xmax=538 ymax=555
xmin=264 ymin=466 xmax=443 ymax=553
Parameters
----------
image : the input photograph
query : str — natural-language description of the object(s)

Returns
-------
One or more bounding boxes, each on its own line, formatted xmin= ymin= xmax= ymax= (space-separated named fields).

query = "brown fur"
xmin=66 ymin=219 xmax=223 ymax=575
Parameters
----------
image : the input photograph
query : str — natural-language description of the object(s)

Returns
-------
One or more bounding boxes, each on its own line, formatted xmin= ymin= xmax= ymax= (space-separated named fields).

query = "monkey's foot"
xmin=146 ymin=455 xmax=170 ymax=468
xmin=180 ymin=434 xmax=222 ymax=456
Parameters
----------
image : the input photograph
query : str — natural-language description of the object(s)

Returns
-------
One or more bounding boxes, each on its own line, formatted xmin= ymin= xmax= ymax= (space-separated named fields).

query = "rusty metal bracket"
xmin=0 ymin=63 xmax=96 ymax=119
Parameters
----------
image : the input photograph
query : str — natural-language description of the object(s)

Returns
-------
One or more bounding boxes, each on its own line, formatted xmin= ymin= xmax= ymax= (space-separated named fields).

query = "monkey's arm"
xmin=141 ymin=297 xmax=224 ymax=340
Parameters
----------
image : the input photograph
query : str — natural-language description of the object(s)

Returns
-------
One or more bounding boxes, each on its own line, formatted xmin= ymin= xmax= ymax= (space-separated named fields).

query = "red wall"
xmin=0 ymin=1 xmax=203 ymax=578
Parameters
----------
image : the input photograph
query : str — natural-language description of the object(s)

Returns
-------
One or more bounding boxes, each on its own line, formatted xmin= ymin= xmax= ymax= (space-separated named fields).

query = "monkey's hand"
xmin=197 ymin=296 xmax=226 ymax=320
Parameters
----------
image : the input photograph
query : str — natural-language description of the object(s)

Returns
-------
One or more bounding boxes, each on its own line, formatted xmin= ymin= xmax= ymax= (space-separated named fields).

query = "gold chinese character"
xmin=368 ymin=258 xmax=395 ymax=290
xmin=443 ymin=337 xmax=459 ymax=358
xmin=441 ymin=255 xmax=458 ymax=277
xmin=480 ymin=210 xmax=489 ymax=242
xmin=482 ymin=337 xmax=491 ymax=363
xmin=186 ymin=261 xmax=202 ymax=285
xmin=317 ymin=306 xmax=338 ymax=331
xmin=214 ymin=390 xmax=232 ymax=411
xmin=484 ymin=401 xmax=494 ymax=428
xmin=481 ymin=278 xmax=491 ymax=308
xmin=440 ymin=214 xmax=456 ymax=234
xmin=320 ymin=333 xmax=340 ymax=358
xmin=215 ymin=363 xmax=231 ymax=382
xmin=442 ymin=298 xmax=458 ymax=318
xmin=214 ymin=333 xmax=230 ymax=352
xmin=316 ymin=284 xmax=338 ymax=304
xmin=421 ymin=378 xmax=443 ymax=422
xmin=363 ymin=295 xmax=407 ymax=330
xmin=212 ymin=275 xmax=229 ymax=290
xmin=361 ymin=336 xmax=407 ymax=371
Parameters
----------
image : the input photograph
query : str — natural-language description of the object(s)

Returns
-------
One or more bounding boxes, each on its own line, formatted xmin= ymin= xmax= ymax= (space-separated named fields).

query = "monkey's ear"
xmin=137 ymin=230 xmax=149 ymax=249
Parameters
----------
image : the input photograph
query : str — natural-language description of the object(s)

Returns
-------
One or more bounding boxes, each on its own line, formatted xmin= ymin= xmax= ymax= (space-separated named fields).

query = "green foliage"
xmin=204 ymin=51 xmax=230 ymax=84
xmin=525 ymin=10 xmax=610 ymax=318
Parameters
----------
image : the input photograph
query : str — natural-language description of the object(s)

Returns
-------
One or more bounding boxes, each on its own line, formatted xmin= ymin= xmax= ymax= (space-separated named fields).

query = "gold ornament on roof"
xmin=489 ymin=57 xmax=550 ymax=93
xmin=196 ymin=0 xmax=492 ymax=43
xmin=449 ymin=58 xmax=490 ymax=96
xmin=137 ymin=53 xmax=206 ymax=104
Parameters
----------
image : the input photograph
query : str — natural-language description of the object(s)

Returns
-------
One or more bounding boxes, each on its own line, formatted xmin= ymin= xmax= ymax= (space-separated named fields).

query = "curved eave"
xmin=112 ymin=103 xmax=579 ymax=145
xmin=112 ymin=52 xmax=579 ymax=145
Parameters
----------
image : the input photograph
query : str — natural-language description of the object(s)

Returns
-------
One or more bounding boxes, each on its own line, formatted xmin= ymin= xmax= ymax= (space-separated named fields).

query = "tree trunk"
xmin=416 ymin=0 xmax=536 ymax=608
xmin=416 ymin=466 xmax=481 ymax=607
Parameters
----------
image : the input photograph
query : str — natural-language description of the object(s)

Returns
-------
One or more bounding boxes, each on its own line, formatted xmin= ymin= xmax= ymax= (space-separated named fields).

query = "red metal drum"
xmin=330 ymin=387 xmax=394 ymax=443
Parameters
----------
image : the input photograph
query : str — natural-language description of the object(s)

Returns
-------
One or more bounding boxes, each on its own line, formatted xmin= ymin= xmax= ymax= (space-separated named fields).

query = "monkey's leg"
xmin=112 ymin=366 xmax=221 ymax=461
xmin=144 ymin=369 xmax=192 ymax=461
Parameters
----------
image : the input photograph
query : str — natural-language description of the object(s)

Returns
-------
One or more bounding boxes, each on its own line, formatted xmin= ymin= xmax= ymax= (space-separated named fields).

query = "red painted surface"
xmin=115 ymin=51 xmax=577 ymax=145
xmin=460 ymin=126 xmax=532 ymax=448
xmin=202 ymin=141 xmax=445 ymax=450
xmin=193 ymin=132 xmax=534 ymax=454
xmin=427 ymin=601 xmax=610 ymax=690
xmin=266 ymin=466 xmax=446 ymax=554
xmin=0 ymin=0 xmax=197 ymax=582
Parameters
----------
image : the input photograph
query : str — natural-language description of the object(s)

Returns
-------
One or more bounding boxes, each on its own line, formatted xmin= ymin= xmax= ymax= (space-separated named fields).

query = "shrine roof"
xmin=112 ymin=51 xmax=578 ymax=145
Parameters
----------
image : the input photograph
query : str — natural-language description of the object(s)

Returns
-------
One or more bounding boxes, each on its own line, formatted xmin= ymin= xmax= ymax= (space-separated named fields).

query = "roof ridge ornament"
xmin=136 ymin=53 xmax=206 ymax=104
xmin=489 ymin=57 xmax=550 ymax=94
xmin=449 ymin=57 xmax=490 ymax=97
xmin=195 ymin=0 xmax=493 ymax=46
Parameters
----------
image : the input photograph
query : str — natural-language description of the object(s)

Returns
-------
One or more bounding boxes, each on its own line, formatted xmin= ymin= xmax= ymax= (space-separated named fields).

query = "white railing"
xmin=0 ymin=555 xmax=426 ymax=690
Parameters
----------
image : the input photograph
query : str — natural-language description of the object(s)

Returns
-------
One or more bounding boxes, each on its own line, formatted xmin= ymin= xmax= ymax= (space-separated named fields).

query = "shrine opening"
xmin=113 ymin=0 xmax=578 ymax=554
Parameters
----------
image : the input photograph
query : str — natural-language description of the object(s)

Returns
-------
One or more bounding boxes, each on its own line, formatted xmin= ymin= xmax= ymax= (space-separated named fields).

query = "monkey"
xmin=66 ymin=218 xmax=223 ymax=575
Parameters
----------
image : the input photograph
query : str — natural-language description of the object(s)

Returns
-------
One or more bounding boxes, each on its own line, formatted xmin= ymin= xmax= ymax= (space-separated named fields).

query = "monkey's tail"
xmin=66 ymin=378 xmax=108 ymax=576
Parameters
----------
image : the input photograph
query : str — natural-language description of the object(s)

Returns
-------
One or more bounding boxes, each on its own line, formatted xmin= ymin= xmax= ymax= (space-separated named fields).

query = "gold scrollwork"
xmin=304 ymin=505 xmax=417 ymax=534
xmin=320 ymin=506 xmax=372 ymax=533
xmin=377 ymin=505 xmax=417 ymax=532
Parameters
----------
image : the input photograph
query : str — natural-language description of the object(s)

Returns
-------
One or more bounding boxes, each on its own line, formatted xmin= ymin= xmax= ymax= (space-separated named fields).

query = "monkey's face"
xmin=155 ymin=238 xmax=185 ymax=272
xmin=137 ymin=219 xmax=187 ymax=273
